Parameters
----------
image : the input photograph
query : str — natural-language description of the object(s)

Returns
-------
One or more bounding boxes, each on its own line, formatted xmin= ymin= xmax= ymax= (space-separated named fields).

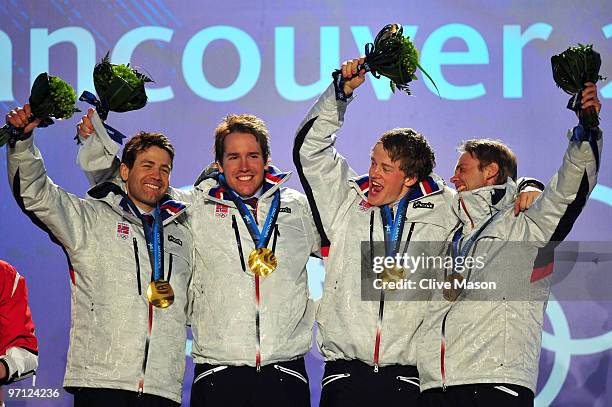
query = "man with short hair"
xmin=0 ymin=260 xmax=38 ymax=406
xmin=6 ymin=105 xmax=193 ymax=406
xmin=77 ymin=110 xmax=320 ymax=407
xmin=417 ymin=83 xmax=602 ymax=406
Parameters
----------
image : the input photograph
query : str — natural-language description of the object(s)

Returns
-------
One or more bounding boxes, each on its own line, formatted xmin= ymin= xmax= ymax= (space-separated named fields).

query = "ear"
xmin=264 ymin=157 xmax=270 ymax=172
xmin=403 ymin=175 xmax=418 ymax=189
xmin=483 ymin=162 xmax=499 ymax=185
xmin=216 ymin=161 xmax=224 ymax=173
xmin=119 ymin=163 xmax=130 ymax=182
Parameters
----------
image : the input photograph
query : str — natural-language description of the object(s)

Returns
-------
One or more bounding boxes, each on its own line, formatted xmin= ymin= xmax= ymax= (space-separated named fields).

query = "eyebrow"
xmin=225 ymin=151 xmax=261 ymax=157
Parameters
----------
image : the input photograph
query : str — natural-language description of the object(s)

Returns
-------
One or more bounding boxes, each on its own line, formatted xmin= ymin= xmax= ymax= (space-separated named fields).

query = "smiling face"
xmin=368 ymin=143 xmax=416 ymax=206
xmin=450 ymin=152 xmax=497 ymax=192
xmin=217 ymin=131 xmax=268 ymax=197
xmin=120 ymin=146 xmax=172 ymax=212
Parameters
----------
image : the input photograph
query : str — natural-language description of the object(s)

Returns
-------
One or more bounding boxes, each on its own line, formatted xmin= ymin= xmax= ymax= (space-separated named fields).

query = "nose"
xmin=151 ymin=166 xmax=163 ymax=180
xmin=238 ymin=156 xmax=249 ymax=171
xmin=449 ymin=171 xmax=459 ymax=185
xmin=369 ymin=164 xmax=380 ymax=178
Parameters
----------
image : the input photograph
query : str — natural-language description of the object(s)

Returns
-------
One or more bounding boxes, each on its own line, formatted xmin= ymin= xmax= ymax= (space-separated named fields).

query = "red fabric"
xmin=0 ymin=260 xmax=38 ymax=356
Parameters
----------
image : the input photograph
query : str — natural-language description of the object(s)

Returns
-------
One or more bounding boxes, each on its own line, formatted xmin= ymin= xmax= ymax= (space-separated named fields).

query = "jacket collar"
xmin=87 ymin=181 xmax=189 ymax=224
xmin=349 ymin=173 xmax=444 ymax=204
xmin=453 ymin=177 xmax=516 ymax=231
xmin=197 ymin=164 xmax=291 ymax=205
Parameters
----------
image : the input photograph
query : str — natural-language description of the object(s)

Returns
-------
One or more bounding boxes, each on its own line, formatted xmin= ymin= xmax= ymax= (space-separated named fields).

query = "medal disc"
xmin=146 ymin=280 xmax=175 ymax=308
xmin=443 ymin=273 xmax=464 ymax=302
xmin=380 ymin=265 xmax=405 ymax=290
xmin=248 ymin=248 xmax=277 ymax=277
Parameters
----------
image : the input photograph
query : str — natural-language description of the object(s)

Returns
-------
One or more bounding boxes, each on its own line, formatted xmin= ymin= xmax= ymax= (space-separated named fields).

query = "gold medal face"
xmin=146 ymin=280 xmax=175 ymax=308
xmin=380 ymin=265 xmax=405 ymax=290
xmin=443 ymin=273 xmax=464 ymax=302
xmin=248 ymin=248 xmax=277 ymax=277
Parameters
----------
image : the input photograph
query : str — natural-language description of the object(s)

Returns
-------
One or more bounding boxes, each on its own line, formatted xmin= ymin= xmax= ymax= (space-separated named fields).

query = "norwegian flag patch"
xmin=215 ymin=203 xmax=228 ymax=218
xmin=357 ymin=199 xmax=372 ymax=212
xmin=117 ymin=222 xmax=130 ymax=240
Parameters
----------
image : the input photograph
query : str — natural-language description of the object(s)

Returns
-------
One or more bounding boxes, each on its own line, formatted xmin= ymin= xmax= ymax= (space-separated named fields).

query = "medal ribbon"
xmin=451 ymin=210 xmax=499 ymax=274
xmin=373 ymin=193 xmax=410 ymax=371
xmin=219 ymin=174 xmax=281 ymax=249
xmin=380 ymin=194 xmax=410 ymax=257
xmin=142 ymin=205 xmax=164 ymax=282
xmin=120 ymin=193 xmax=164 ymax=282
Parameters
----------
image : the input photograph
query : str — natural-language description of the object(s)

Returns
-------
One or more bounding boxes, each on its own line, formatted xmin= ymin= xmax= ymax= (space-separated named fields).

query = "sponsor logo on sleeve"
xmin=413 ymin=201 xmax=434 ymax=209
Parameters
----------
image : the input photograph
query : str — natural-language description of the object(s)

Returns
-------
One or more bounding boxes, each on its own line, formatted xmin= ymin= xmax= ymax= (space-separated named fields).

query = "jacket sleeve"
xmin=523 ymin=127 xmax=602 ymax=244
xmin=0 ymin=263 xmax=38 ymax=385
xmin=7 ymin=135 xmax=98 ymax=253
xmin=77 ymin=110 xmax=123 ymax=186
xmin=293 ymin=83 xmax=358 ymax=241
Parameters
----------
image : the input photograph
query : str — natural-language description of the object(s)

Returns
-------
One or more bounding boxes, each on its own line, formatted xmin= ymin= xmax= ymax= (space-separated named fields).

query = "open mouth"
xmin=237 ymin=175 xmax=254 ymax=181
xmin=370 ymin=180 xmax=383 ymax=194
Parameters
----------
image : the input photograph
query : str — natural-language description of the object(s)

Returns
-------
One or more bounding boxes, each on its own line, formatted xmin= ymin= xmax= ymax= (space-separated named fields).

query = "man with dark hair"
xmin=417 ymin=83 xmax=602 ymax=406
xmin=0 ymin=260 xmax=38 ymax=405
xmin=6 ymin=104 xmax=193 ymax=406
xmin=77 ymin=107 xmax=319 ymax=406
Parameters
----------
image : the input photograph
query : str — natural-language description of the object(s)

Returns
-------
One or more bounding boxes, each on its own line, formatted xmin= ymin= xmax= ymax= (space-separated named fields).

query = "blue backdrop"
xmin=0 ymin=1 xmax=610 ymax=405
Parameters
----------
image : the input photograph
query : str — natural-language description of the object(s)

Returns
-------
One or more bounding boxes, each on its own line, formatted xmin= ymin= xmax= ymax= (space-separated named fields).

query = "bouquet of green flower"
xmin=79 ymin=52 xmax=153 ymax=143
xmin=551 ymin=44 xmax=605 ymax=128
xmin=0 ymin=72 xmax=79 ymax=146
xmin=334 ymin=23 xmax=438 ymax=95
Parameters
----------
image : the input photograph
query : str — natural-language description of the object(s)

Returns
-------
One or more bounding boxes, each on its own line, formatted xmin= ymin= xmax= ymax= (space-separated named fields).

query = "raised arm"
xmin=292 ymin=58 xmax=366 ymax=237
xmin=6 ymin=105 xmax=97 ymax=253
xmin=524 ymin=83 xmax=602 ymax=243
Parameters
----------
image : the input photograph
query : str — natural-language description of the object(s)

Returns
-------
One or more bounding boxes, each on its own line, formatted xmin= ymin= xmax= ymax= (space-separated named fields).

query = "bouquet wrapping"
xmin=0 ymin=73 xmax=78 ymax=147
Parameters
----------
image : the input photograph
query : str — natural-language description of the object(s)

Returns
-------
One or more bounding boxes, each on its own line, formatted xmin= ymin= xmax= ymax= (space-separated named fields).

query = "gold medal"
xmin=380 ymin=265 xmax=405 ymax=290
xmin=248 ymin=248 xmax=277 ymax=277
xmin=443 ymin=273 xmax=464 ymax=302
xmin=146 ymin=280 xmax=174 ymax=308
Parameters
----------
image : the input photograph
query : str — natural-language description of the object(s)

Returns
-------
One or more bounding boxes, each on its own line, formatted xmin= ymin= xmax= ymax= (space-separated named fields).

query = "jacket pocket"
xmin=274 ymin=364 xmax=308 ymax=384
xmin=396 ymin=375 xmax=420 ymax=388
xmin=193 ymin=365 xmax=228 ymax=384
xmin=321 ymin=372 xmax=350 ymax=388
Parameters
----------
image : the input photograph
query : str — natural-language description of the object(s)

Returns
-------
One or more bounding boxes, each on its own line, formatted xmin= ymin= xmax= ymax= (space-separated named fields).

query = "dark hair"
xmin=459 ymin=139 xmax=517 ymax=184
xmin=214 ymin=114 xmax=270 ymax=163
xmin=121 ymin=131 xmax=175 ymax=169
xmin=377 ymin=128 xmax=435 ymax=180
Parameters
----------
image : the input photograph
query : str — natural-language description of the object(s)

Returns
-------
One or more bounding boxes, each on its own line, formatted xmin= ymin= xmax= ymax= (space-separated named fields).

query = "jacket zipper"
xmin=133 ymin=238 xmax=142 ymax=295
xmin=167 ymin=253 xmax=173 ymax=282
xmin=458 ymin=197 xmax=475 ymax=229
xmin=231 ymin=215 xmax=246 ymax=271
xmin=231 ymin=210 xmax=262 ymax=372
xmin=138 ymin=303 xmax=153 ymax=395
